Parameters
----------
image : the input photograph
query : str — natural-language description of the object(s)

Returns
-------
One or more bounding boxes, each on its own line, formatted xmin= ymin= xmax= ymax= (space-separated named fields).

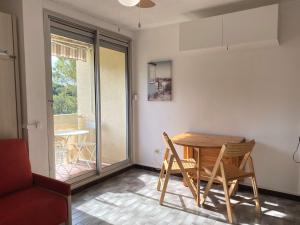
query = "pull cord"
xmin=293 ymin=137 xmax=300 ymax=163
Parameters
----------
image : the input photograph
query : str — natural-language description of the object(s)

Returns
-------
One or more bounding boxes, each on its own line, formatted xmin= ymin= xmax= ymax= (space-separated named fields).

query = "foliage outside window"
xmin=52 ymin=56 xmax=77 ymax=115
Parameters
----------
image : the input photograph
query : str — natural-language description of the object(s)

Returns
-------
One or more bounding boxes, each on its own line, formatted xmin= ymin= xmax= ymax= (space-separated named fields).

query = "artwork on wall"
xmin=147 ymin=60 xmax=172 ymax=101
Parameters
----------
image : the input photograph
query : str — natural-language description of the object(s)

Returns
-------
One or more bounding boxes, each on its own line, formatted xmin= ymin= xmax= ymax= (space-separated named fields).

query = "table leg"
xmin=183 ymin=146 xmax=194 ymax=187
xmin=184 ymin=146 xmax=194 ymax=159
xmin=183 ymin=146 xmax=188 ymax=159
xmin=65 ymin=135 xmax=71 ymax=164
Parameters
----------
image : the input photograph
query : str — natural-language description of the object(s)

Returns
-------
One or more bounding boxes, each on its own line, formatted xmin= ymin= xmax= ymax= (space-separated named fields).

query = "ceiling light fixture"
xmin=118 ymin=0 xmax=140 ymax=7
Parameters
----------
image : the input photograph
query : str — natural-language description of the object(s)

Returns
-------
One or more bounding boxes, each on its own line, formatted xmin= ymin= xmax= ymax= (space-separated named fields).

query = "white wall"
xmin=134 ymin=0 xmax=300 ymax=195
xmin=21 ymin=0 xmax=49 ymax=175
xmin=1 ymin=0 xmax=134 ymax=176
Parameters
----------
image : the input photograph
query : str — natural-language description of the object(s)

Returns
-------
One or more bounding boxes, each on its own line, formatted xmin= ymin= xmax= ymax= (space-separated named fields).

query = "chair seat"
xmin=0 ymin=186 xmax=68 ymax=225
xmin=202 ymin=164 xmax=254 ymax=181
xmin=164 ymin=158 xmax=196 ymax=173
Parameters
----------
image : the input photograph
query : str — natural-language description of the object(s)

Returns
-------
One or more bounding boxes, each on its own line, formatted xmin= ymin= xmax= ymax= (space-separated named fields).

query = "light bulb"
xmin=118 ymin=0 xmax=140 ymax=7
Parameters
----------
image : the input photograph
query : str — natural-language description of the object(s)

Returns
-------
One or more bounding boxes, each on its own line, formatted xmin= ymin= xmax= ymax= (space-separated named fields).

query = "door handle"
xmin=0 ymin=49 xmax=16 ymax=60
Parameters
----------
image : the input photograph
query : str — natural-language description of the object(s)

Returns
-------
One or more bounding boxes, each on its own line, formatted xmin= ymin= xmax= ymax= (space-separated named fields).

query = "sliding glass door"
xmin=46 ymin=15 xmax=131 ymax=183
xmin=99 ymin=42 xmax=129 ymax=169
xmin=50 ymin=33 xmax=97 ymax=181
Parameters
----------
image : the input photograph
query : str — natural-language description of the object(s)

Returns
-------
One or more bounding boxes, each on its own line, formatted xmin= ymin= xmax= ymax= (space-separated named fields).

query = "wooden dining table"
xmin=172 ymin=132 xmax=245 ymax=204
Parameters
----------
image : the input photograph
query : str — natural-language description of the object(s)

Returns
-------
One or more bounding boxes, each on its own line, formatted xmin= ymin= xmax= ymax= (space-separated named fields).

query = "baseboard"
xmin=133 ymin=164 xmax=300 ymax=202
xmin=237 ymin=184 xmax=300 ymax=201
xmin=133 ymin=164 xmax=161 ymax=173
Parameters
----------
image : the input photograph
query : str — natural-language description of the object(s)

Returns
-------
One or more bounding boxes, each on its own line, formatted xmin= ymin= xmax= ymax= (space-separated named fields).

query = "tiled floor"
xmin=71 ymin=169 xmax=300 ymax=225
xmin=56 ymin=163 xmax=96 ymax=181
xmin=56 ymin=162 xmax=111 ymax=181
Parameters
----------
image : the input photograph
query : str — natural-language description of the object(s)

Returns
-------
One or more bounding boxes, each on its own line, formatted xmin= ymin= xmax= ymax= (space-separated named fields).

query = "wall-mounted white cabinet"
xmin=0 ymin=12 xmax=14 ymax=55
xmin=223 ymin=4 xmax=279 ymax=48
xmin=179 ymin=4 xmax=279 ymax=52
xmin=0 ymin=11 xmax=21 ymax=138
xmin=179 ymin=15 xmax=223 ymax=51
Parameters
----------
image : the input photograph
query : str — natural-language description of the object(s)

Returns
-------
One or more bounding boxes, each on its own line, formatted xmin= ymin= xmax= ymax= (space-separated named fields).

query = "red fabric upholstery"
xmin=0 ymin=187 xmax=68 ymax=225
xmin=33 ymin=173 xmax=71 ymax=196
xmin=0 ymin=139 xmax=71 ymax=225
xmin=0 ymin=139 xmax=32 ymax=196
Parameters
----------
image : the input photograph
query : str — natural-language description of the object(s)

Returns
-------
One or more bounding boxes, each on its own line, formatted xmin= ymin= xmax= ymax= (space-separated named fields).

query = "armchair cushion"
xmin=0 ymin=139 xmax=32 ymax=197
xmin=0 ymin=187 xmax=68 ymax=225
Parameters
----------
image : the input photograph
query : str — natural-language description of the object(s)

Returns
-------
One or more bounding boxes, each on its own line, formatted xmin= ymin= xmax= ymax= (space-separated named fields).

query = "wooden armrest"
xmin=32 ymin=173 xmax=71 ymax=196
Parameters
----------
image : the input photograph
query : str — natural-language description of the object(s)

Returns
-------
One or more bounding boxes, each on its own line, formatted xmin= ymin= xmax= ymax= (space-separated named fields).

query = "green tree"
xmin=52 ymin=56 xmax=77 ymax=115
xmin=52 ymin=57 xmax=76 ymax=85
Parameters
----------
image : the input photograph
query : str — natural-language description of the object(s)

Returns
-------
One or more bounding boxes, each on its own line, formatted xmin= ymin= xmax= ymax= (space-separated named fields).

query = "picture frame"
xmin=147 ymin=60 xmax=172 ymax=101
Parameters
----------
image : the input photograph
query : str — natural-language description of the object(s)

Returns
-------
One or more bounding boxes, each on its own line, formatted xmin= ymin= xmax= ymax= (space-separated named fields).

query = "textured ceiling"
xmin=50 ymin=0 xmax=279 ymax=31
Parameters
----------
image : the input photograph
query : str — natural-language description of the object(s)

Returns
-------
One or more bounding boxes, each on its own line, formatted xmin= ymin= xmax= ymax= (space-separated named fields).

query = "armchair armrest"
xmin=33 ymin=173 xmax=71 ymax=196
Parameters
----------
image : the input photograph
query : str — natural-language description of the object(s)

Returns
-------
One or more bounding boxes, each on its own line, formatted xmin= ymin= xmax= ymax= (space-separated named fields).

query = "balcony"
xmin=54 ymin=114 xmax=114 ymax=181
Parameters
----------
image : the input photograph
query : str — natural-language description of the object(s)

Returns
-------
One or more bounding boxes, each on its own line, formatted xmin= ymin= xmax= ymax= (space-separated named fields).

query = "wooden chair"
xmin=201 ymin=140 xmax=261 ymax=224
xmin=157 ymin=132 xmax=199 ymax=205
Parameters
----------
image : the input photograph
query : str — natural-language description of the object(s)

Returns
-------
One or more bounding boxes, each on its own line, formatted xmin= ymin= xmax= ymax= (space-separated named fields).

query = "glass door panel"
xmin=99 ymin=45 xmax=128 ymax=168
xmin=51 ymin=34 xmax=97 ymax=181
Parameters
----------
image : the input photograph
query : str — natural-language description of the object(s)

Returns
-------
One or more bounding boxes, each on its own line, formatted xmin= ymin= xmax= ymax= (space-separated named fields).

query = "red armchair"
xmin=0 ymin=139 xmax=72 ymax=225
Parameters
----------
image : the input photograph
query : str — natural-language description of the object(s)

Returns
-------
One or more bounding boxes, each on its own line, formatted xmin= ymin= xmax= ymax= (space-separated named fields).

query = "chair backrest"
xmin=162 ymin=132 xmax=181 ymax=161
xmin=209 ymin=140 xmax=256 ymax=177
xmin=222 ymin=140 xmax=255 ymax=158
xmin=0 ymin=139 xmax=33 ymax=197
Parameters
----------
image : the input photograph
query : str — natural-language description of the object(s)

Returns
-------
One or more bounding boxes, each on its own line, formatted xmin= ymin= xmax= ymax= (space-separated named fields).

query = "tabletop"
xmin=54 ymin=129 xmax=89 ymax=137
xmin=172 ymin=132 xmax=245 ymax=148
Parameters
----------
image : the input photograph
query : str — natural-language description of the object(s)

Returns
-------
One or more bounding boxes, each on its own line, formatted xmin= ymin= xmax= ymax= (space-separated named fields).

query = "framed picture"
xmin=147 ymin=60 xmax=172 ymax=101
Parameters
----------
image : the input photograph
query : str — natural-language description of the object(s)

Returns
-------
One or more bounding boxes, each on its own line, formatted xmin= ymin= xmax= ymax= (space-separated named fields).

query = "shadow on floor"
xmin=71 ymin=168 xmax=300 ymax=225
